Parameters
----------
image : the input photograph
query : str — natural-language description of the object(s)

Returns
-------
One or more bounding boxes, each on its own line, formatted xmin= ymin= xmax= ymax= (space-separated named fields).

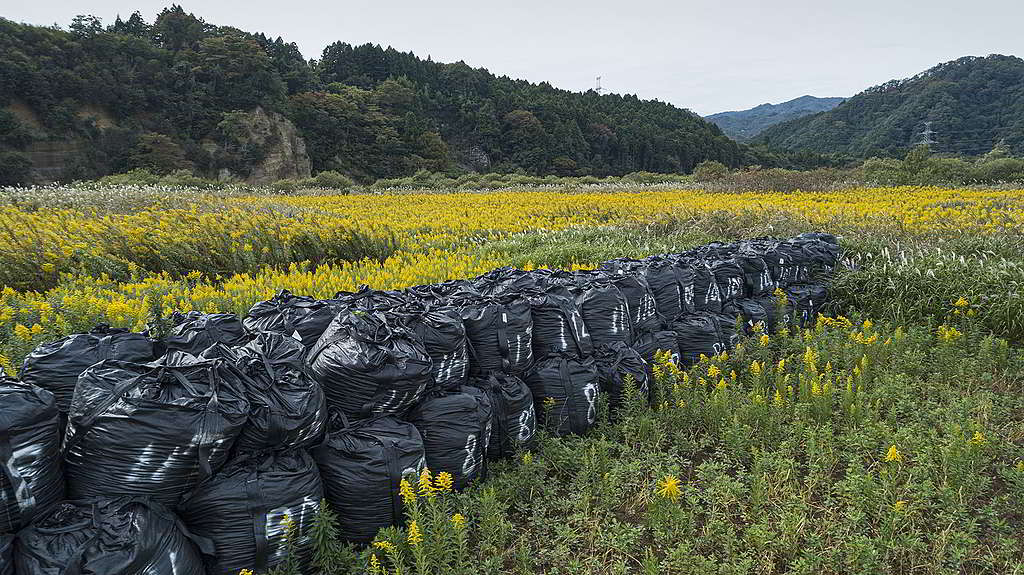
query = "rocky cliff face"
xmin=207 ymin=107 xmax=312 ymax=184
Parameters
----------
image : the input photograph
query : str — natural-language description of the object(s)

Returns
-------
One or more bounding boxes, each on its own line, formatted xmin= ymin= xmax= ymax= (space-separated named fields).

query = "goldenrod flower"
xmin=968 ymin=431 xmax=986 ymax=446
xmin=407 ymin=520 xmax=423 ymax=546
xmin=373 ymin=540 xmax=397 ymax=553
xmin=884 ymin=445 xmax=903 ymax=463
xmin=655 ymin=475 xmax=682 ymax=502
xmin=954 ymin=297 xmax=969 ymax=308
xmin=419 ymin=468 xmax=435 ymax=497
xmin=435 ymin=471 xmax=454 ymax=493
xmin=750 ymin=361 xmax=762 ymax=376
xmin=773 ymin=389 xmax=783 ymax=407
xmin=1016 ymin=461 xmax=1024 ymax=472
xmin=891 ymin=500 xmax=907 ymax=513
xmin=707 ymin=365 xmax=720 ymax=379
xmin=399 ymin=478 xmax=416 ymax=505
xmin=239 ymin=570 xmax=255 ymax=575
xmin=521 ymin=452 xmax=533 ymax=465
xmin=451 ymin=513 xmax=466 ymax=529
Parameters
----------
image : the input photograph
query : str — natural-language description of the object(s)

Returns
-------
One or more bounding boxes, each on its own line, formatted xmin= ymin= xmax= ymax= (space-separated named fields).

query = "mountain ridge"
xmin=705 ymin=96 xmax=845 ymax=142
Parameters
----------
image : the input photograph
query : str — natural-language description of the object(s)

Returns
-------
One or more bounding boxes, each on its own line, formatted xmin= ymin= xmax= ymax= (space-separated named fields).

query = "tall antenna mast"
xmin=595 ymin=76 xmax=603 ymax=95
xmin=915 ymin=121 xmax=937 ymax=149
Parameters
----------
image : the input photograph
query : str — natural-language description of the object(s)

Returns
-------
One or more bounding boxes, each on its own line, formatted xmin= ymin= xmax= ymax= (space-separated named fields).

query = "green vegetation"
xmin=0 ymin=7 xmax=744 ymax=185
xmin=298 ymin=309 xmax=1024 ymax=575
xmin=755 ymin=55 xmax=1024 ymax=158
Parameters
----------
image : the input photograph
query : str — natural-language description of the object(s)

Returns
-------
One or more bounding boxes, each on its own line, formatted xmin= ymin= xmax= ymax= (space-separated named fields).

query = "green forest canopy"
xmin=754 ymin=55 xmax=1024 ymax=159
xmin=0 ymin=6 xmax=761 ymax=184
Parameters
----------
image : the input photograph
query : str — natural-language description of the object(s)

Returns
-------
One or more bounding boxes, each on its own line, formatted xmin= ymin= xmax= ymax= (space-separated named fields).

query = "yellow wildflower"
xmin=750 ymin=361 xmax=762 ymax=376
xmin=399 ymin=478 xmax=416 ymax=505
xmin=451 ymin=513 xmax=467 ymax=529
xmin=419 ymin=468 xmax=435 ymax=497
xmin=522 ymin=452 xmax=533 ymax=465
xmin=892 ymin=500 xmax=907 ymax=513
xmin=373 ymin=540 xmax=397 ymax=553
xmin=884 ymin=445 xmax=903 ymax=463
xmin=954 ymin=297 xmax=969 ymax=308
xmin=407 ymin=520 xmax=423 ymax=546
xmin=759 ymin=334 xmax=771 ymax=347
xmin=369 ymin=554 xmax=382 ymax=575
xmin=968 ymin=431 xmax=986 ymax=446
xmin=435 ymin=471 xmax=454 ymax=493
xmin=707 ymin=365 xmax=720 ymax=379
xmin=655 ymin=475 xmax=682 ymax=502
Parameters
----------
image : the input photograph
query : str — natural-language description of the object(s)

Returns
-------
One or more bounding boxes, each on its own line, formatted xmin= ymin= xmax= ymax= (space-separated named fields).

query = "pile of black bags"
xmin=1 ymin=233 xmax=838 ymax=573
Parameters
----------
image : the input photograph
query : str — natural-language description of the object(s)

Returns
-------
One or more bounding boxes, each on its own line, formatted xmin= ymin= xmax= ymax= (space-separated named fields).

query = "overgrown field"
xmin=1 ymin=184 xmax=1023 ymax=573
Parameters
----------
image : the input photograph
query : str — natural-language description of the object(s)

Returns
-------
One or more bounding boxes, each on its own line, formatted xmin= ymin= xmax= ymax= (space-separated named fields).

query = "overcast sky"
xmin=6 ymin=0 xmax=1023 ymax=115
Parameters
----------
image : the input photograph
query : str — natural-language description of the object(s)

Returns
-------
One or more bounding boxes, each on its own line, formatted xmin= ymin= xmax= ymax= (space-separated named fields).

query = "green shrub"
xmin=692 ymin=160 xmax=729 ymax=181
xmin=312 ymin=170 xmax=355 ymax=190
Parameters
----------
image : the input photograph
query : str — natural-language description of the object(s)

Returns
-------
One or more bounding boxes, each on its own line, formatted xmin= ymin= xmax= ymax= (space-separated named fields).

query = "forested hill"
xmin=754 ymin=55 xmax=1024 ymax=158
xmin=705 ymin=95 xmax=844 ymax=142
xmin=0 ymin=7 xmax=742 ymax=185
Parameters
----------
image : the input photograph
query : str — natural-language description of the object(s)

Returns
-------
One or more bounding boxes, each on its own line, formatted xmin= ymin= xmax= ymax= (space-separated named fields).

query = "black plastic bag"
xmin=203 ymin=333 xmax=327 ymax=454
xmin=179 ymin=450 xmax=324 ymax=575
xmin=711 ymin=259 xmax=746 ymax=304
xmin=672 ymin=313 xmax=725 ymax=366
xmin=20 ymin=325 xmax=154 ymax=415
xmin=308 ymin=310 xmax=432 ymax=420
xmin=399 ymin=307 xmax=469 ymax=392
xmin=1 ymin=373 xmax=63 ymax=534
xmin=646 ymin=258 xmax=694 ymax=322
xmin=64 ymin=357 xmax=250 ymax=507
xmin=243 ymin=290 xmax=339 ymax=349
xmin=0 ymin=534 xmax=12 ymax=575
xmin=632 ymin=329 xmax=680 ymax=367
xmin=461 ymin=295 xmax=534 ymax=376
xmin=594 ymin=342 xmax=650 ymax=408
xmin=524 ymin=357 xmax=600 ymax=436
xmin=469 ymin=373 xmax=536 ymax=459
xmin=161 ymin=312 xmax=249 ymax=357
xmin=577 ymin=279 xmax=632 ymax=348
xmin=723 ymin=298 xmax=770 ymax=335
xmin=14 ymin=497 xmax=209 ymax=575
xmin=313 ymin=415 xmax=425 ymax=544
xmin=530 ymin=286 xmax=593 ymax=359
xmin=686 ymin=260 xmax=723 ymax=314
xmin=784 ymin=283 xmax=829 ymax=328
xmin=733 ymin=250 xmax=776 ymax=297
xmin=407 ymin=386 xmax=493 ymax=491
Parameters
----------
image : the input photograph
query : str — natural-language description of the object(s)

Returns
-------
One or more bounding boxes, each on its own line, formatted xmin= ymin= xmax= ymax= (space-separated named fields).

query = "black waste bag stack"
xmin=203 ymin=333 xmax=327 ymax=454
xmin=313 ymin=415 xmax=425 ymax=544
xmin=1 ymin=371 xmax=64 ymax=534
xmin=162 ymin=311 xmax=250 ymax=356
xmin=64 ymin=356 xmax=250 ymax=506
xmin=470 ymin=372 xmax=537 ymax=459
xmin=13 ymin=497 xmax=208 ymax=575
xmin=243 ymin=290 xmax=339 ymax=350
xmin=0 ymin=232 xmax=837 ymax=566
xmin=308 ymin=310 xmax=432 ymax=420
xmin=20 ymin=324 xmax=154 ymax=422
xmin=406 ymin=386 xmax=493 ymax=490
xmin=179 ymin=450 xmax=324 ymax=575
xmin=523 ymin=281 xmax=602 ymax=437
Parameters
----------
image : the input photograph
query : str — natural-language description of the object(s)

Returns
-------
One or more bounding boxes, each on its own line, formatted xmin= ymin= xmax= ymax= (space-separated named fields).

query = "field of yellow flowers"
xmin=2 ymin=183 xmax=1024 ymax=371
xmin=1 ymin=183 xmax=1023 ymax=574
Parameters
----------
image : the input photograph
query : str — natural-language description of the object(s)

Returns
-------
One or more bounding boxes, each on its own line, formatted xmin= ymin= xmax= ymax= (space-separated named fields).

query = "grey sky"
xmin=6 ymin=0 xmax=1023 ymax=115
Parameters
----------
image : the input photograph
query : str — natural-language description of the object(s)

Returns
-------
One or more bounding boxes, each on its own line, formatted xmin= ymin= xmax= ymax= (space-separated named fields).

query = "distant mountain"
xmin=754 ymin=55 xmax=1024 ymax=158
xmin=705 ymin=96 xmax=844 ymax=141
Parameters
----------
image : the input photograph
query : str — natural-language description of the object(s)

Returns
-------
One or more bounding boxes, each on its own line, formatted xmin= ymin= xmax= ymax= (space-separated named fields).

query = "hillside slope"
xmin=706 ymin=95 xmax=844 ymax=141
xmin=754 ymin=55 xmax=1024 ymax=158
xmin=0 ymin=9 xmax=742 ymax=185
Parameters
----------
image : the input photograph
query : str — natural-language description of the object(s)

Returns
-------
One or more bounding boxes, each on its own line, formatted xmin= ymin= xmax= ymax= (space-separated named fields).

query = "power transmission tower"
xmin=915 ymin=121 xmax=937 ymax=149
xmin=595 ymin=76 xmax=603 ymax=95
